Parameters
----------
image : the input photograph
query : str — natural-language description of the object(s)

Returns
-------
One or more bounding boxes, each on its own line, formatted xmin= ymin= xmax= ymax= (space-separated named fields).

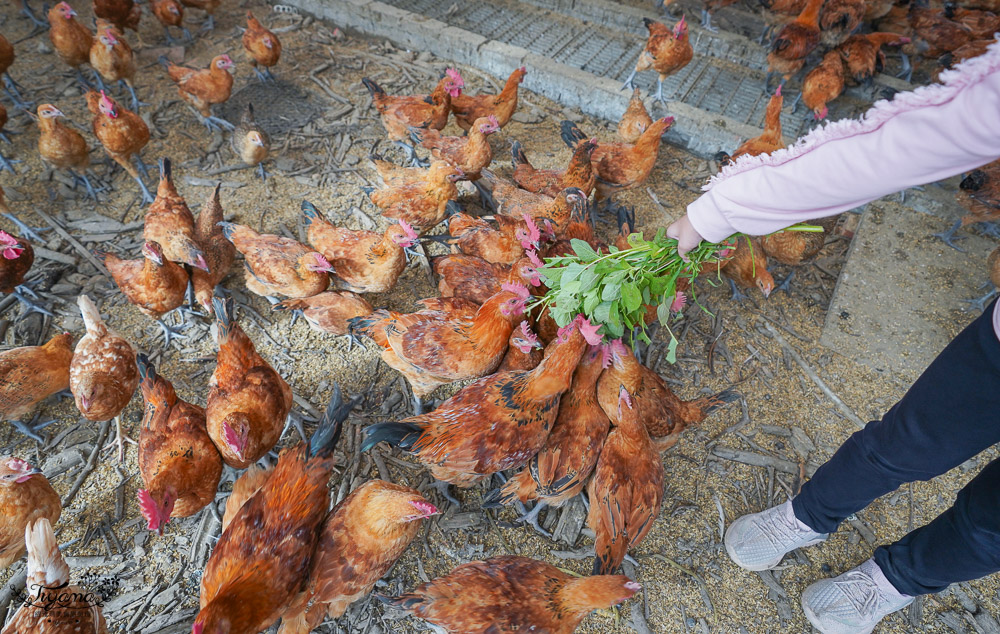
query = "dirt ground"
xmin=0 ymin=1 xmax=997 ymax=632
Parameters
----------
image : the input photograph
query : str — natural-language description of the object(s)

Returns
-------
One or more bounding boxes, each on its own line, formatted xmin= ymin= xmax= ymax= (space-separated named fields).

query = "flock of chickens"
xmin=0 ymin=0 xmax=997 ymax=630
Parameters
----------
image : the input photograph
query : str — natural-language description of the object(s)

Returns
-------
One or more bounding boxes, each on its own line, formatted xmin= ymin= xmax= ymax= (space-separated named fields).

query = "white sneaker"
xmin=724 ymin=499 xmax=828 ymax=571
xmin=802 ymin=558 xmax=914 ymax=634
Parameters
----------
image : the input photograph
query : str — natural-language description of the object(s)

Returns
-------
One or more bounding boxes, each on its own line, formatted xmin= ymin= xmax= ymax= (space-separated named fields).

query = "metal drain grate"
xmin=218 ymin=80 xmax=322 ymax=135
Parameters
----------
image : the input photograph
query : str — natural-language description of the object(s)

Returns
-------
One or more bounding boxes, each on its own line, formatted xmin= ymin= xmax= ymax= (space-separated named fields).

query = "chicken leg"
xmin=427 ymin=479 xmax=461 ymax=508
xmin=1 ymin=212 xmax=48 ymax=242
xmin=108 ymin=153 xmax=154 ymax=204
xmin=700 ymin=9 xmax=719 ymax=32
xmin=962 ymin=286 xmax=998 ymax=313
xmin=654 ymin=77 xmax=667 ymax=105
xmin=3 ymin=73 xmax=32 ymax=111
xmin=20 ymin=0 xmax=48 ymax=29
xmin=101 ymin=415 xmax=138 ymax=462
xmin=120 ymin=80 xmax=146 ymax=112
xmin=933 ymin=219 xmax=966 ymax=251
xmin=621 ymin=66 xmax=639 ymax=92
xmin=515 ymin=500 xmax=553 ymax=539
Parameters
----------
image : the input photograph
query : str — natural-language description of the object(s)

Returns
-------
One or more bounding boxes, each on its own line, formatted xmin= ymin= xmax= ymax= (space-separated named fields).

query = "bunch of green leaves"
xmin=532 ymin=224 xmax=821 ymax=363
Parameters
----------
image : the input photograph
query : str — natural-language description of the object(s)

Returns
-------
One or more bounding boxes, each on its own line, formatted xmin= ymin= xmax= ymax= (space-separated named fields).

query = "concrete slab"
xmin=820 ymin=195 xmax=997 ymax=379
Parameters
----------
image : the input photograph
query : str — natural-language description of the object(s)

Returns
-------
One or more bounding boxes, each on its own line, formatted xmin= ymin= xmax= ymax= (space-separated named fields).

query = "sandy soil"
xmin=0 ymin=1 xmax=997 ymax=632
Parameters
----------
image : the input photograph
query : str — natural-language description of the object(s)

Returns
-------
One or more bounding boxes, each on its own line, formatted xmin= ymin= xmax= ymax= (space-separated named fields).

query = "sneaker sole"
xmin=724 ymin=532 xmax=827 ymax=572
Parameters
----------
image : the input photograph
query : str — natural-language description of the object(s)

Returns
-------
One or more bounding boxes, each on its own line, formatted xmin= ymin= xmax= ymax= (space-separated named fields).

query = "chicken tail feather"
xmin=77 ymin=294 xmax=108 ymax=338
xmin=510 ymin=140 xmax=529 ymax=170
xmin=159 ymin=156 xmax=172 ymax=185
xmin=361 ymin=77 xmax=385 ymax=100
xmin=136 ymin=353 xmax=156 ymax=385
xmin=25 ymin=518 xmax=69 ymax=588
xmin=375 ymin=592 xmax=423 ymax=610
xmin=360 ymin=421 xmax=422 ymax=453
xmin=212 ymin=294 xmax=237 ymax=341
xmin=698 ymin=388 xmax=742 ymax=415
xmin=481 ymin=481 xmax=520 ymax=509
xmin=560 ymin=120 xmax=587 ymax=149
xmin=300 ymin=200 xmax=325 ymax=226
xmin=309 ymin=383 xmax=358 ymax=458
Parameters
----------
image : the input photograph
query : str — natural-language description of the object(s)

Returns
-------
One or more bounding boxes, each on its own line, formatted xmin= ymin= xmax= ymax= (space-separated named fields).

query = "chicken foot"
xmin=515 ymin=500 xmax=553 ymax=539
xmin=12 ymin=284 xmax=55 ymax=317
xmin=774 ymin=269 xmax=796 ymax=295
xmin=109 ymin=153 xmax=154 ymax=204
xmin=19 ymin=0 xmax=49 ymax=29
xmin=3 ymin=73 xmax=33 ymax=111
xmin=252 ymin=66 xmax=276 ymax=83
xmin=163 ymin=26 xmax=193 ymax=47
xmin=100 ymin=415 xmax=138 ymax=462
xmin=621 ymin=66 xmax=639 ymax=92
xmin=120 ymin=80 xmax=147 ymax=112
xmin=728 ymin=278 xmax=749 ymax=302
xmin=0 ymin=212 xmax=48 ymax=242
xmin=962 ymin=285 xmax=998 ymax=313
xmin=932 ymin=219 xmax=966 ymax=251
xmin=427 ymin=479 xmax=462 ymax=508
xmin=197 ymin=113 xmax=235 ymax=132
xmin=199 ymin=14 xmax=215 ymax=32
xmin=654 ymin=77 xmax=667 ymax=105
xmin=0 ymin=152 xmax=17 ymax=174
xmin=472 ymin=180 xmax=497 ymax=213
xmin=70 ymin=169 xmax=100 ymax=200
xmin=700 ymin=9 xmax=719 ymax=32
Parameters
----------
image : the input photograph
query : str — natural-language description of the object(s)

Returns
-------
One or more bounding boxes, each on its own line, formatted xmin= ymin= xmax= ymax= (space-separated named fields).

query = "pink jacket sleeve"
xmin=685 ymin=41 xmax=1000 ymax=243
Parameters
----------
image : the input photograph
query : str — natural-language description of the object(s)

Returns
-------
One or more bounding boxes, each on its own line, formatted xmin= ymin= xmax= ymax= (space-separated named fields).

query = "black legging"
xmin=792 ymin=299 xmax=1000 ymax=597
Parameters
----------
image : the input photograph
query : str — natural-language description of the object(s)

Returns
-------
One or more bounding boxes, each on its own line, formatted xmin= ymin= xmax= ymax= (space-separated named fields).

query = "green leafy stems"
xmin=529 ymin=223 xmax=822 ymax=364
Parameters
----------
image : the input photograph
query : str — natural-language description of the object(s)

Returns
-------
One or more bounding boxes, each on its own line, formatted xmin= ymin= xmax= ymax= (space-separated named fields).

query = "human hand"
xmin=666 ymin=214 xmax=703 ymax=261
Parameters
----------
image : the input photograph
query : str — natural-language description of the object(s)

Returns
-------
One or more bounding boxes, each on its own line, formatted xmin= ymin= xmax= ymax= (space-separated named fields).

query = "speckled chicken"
xmin=622 ymin=17 xmax=693 ymax=103
xmin=219 ymin=221 xmax=334 ymax=299
xmin=144 ymin=157 xmax=208 ymax=272
xmin=191 ymin=183 xmax=235 ymax=313
xmin=273 ymin=291 xmax=373 ymax=339
xmin=70 ymin=295 xmax=139 ymax=462
xmin=511 ymin=138 xmax=597 ymax=198
xmin=0 ymin=518 xmax=108 ymax=634
xmin=366 ymin=160 xmax=463 ymax=232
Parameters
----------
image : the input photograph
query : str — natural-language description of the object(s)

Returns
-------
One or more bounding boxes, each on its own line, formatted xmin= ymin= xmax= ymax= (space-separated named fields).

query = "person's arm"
xmin=669 ymin=43 xmax=1000 ymax=254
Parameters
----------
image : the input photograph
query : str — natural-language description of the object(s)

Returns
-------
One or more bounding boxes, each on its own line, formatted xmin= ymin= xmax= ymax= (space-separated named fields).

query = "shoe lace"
xmin=757 ymin=507 xmax=811 ymax=551
xmin=833 ymin=569 xmax=885 ymax=618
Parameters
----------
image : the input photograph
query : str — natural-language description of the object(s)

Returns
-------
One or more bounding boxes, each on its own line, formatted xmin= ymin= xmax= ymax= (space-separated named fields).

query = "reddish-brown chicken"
xmin=0 ymin=458 xmax=60 ymax=569
xmin=92 ymin=0 xmax=141 ymax=33
xmin=618 ymin=87 xmax=653 ymax=144
xmin=37 ymin=104 xmax=93 ymax=197
xmin=351 ymin=284 xmax=532 ymax=414
xmin=379 ymin=555 xmax=640 ymax=634
xmin=1 ymin=518 xmax=108 ymax=634
xmin=89 ymin=23 xmax=141 ymax=112
xmin=761 ymin=215 xmax=839 ymax=266
xmin=136 ymin=354 xmax=221 ymax=536
xmin=0 ymin=333 xmax=73 ymax=426
xmin=497 ymin=320 xmax=545 ymax=372
xmin=434 ymin=210 xmax=540 ymax=265
xmin=622 ymin=16 xmax=693 ymax=103
xmin=194 ymin=388 xmax=355 ymax=633
xmin=449 ymin=66 xmax=526 ymax=131
xmin=589 ymin=386 xmax=663 ymax=575
xmin=151 ymin=0 xmax=185 ymax=43
xmin=362 ymin=70 xmax=464 ymax=145
xmin=706 ymin=235 xmax=775 ymax=299
xmin=144 ymin=158 xmax=208 ymax=271
xmin=277 ymin=481 xmax=438 ymax=633
xmin=70 ymin=295 xmax=139 ymax=461
xmin=244 ymin=11 xmax=281 ymax=81
xmin=485 ymin=345 xmax=609 ymax=529
xmin=838 ymin=32 xmax=911 ymax=85
xmin=767 ymin=0 xmax=827 ymax=86
xmin=560 ymin=117 xmax=674 ymax=205
xmin=597 ymin=339 xmax=740 ymax=449
xmin=0 ymin=229 xmax=32 ymax=294
xmin=411 ymin=114 xmax=501 ymax=180
xmin=433 ymin=252 xmax=542 ymax=305
xmin=191 ymin=184 xmax=235 ymax=313
xmin=99 ymin=241 xmax=188 ymax=342
xmin=85 ymin=89 xmax=151 ymax=202
xmin=48 ymin=2 xmax=92 ymax=76
xmin=274 ymin=291 xmax=373 ymax=339
xmin=206 ymin=296 xmax=293 ymax=469
xmin=482 ymin=171 xmax=587 ymax=233
xmin=944 ymin=5 xmax=1000 ymax=38
xmin=719 ymin=86 xmax=785 ymax=166
xmin=367 ymin=160 xmax=463 ymax=232
xmin=512 ymin=138 xmax=597 ymax=198
xmin=219 ymin=222 xmax=334 ymax=299
xmin=802 ymin=50 xmax=846 ymax=120
xmin=301 ymin=200 xmax=417 ymax=293
xmin=161 ymin=54 xmax=235 ymax=130
xmin=820 ymin=0 xmax=867 ymax=45
xmin=361 ymin=316 xmax=597 ymax=489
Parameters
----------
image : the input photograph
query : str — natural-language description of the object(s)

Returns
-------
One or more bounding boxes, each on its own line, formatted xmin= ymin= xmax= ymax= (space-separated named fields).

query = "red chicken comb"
xmin=487 ymin=114 xmax=500 ymax=128
xmin=409 ymin=499 xmax=439 ymax=517
xmin=516 ymin=320 xmax=541 ymax=352
xmin=674 ymin=15 xmax=687 ymax=34
xmin=670 ymin=291 xmax=687 ymax=313
xmin=137 ymin=489 xmax=160 ymax=531
xmin=6 ymin=457 xmax=31 ymax=472
xmin=0 ymin=230 xmax=17 ymax=246
xmin=575 ymin=315 xmax=603 ymax=345
xmin=521 ymin=214 xmax=541 ymax=243
xmin=192 ymin=624 xmax=204 ymax=634
xmin=526 ymin=249 xmax=543 ymax=268
xmin=99 ymin=90 xmax=117 ymax=113
xmin=0 ymin=231 xmax=23 ymax=260
xmin=600 ymin=338 xmax=629 ymax=368
xmin=222 ymin=421 xmax=246 ymax=457
xmin=625 ymin=581 xmax=642 ymax=592
xmin=445 ymin=68 xmax=464 ymax=87
xmin=501 ymin=281 xmax=530 ymax=301
xmin=398 ymin=219 xmax=419 ymax=243
xmin=775 ymin=84 xmax=782 ymax=97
